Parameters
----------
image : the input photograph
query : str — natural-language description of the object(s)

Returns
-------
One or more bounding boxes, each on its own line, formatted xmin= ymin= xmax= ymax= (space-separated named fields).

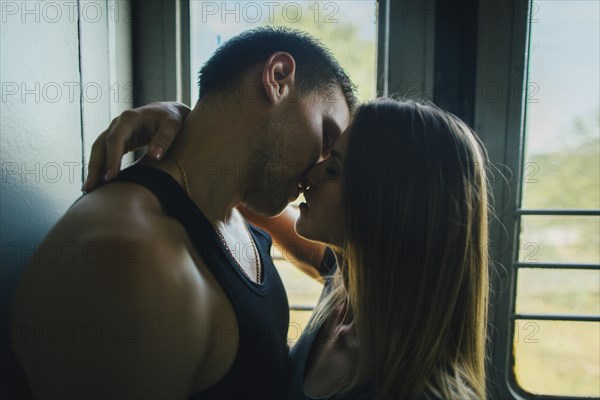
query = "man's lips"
xmin=299 ymin=202 xmax=309 ymax=211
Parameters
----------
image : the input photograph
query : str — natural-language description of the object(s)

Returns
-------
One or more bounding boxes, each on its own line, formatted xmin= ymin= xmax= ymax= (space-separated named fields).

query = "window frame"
xmin=476 ymin=1 xmax=600 ymax=398
xmin=132 ymin=0 xmax=190 ymax=107
xmin=472 ymin=0 xmax=529 ymax=397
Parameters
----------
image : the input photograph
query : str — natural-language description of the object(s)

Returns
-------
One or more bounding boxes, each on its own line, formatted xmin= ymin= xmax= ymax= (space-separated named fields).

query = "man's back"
xmin=11 ymin=165 xmax=289 ymax=399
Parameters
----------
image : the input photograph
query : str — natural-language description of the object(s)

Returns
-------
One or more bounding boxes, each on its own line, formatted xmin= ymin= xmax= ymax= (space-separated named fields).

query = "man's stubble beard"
xmin=243 ymin=119 xmax=297 ymax=217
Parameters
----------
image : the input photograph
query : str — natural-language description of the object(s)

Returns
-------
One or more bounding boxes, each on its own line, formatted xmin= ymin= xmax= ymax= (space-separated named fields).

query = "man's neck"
xmin=138 ymin=107 xmax=255 ymax=225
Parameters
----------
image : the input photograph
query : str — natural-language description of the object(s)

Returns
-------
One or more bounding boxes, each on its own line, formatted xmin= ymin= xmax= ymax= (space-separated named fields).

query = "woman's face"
xmin=294 ymin=128 xmax=350 ymax=246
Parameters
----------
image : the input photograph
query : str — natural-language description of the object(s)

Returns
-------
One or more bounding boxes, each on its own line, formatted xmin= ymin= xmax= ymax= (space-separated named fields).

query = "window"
xmin=512 ymin=1 xmax=599 ymax=397
xmin=189 ymin=1 xmax=378 ymax=338
xmin=190 ymin=1 xmax=377 ymax=103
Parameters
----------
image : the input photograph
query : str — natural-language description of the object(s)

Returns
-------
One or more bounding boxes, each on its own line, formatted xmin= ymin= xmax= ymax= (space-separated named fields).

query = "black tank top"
xmin=107 ymin=164 xmax=289 ymax=400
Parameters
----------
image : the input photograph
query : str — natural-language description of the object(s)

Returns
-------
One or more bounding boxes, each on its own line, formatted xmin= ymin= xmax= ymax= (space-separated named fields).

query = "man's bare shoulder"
xmin=66 ymin=181 xmax=175 ymax=238
xmin=11 ymin=182 xmax=218 ymax=397
xmin=23 ymin=180 xmax=209 ymax=295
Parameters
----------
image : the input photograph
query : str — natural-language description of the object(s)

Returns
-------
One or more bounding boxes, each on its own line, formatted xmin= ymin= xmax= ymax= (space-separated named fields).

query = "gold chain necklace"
xmin=168 ymin=154 xmax=262 ymax=284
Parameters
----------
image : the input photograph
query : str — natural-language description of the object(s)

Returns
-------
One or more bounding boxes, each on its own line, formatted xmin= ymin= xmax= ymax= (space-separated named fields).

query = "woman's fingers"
xmin=82 ymin=111 xmax=135 ymax=191
xmin=83 ymin=118 xmax=117 ymax=191
xmin=83 ymin=136 xmax=107 ymax=192
xmin=147 ymin=116 xmax=181 ymax=160
xmin=103 ymin=128 xmax=126 ymax=181
xmin=103 ymin=110 xmax=144 ymax=180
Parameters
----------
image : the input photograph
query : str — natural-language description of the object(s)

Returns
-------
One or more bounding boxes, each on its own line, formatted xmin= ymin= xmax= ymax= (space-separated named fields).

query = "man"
xmin=11 ymin=27 xmax=355 ymax=399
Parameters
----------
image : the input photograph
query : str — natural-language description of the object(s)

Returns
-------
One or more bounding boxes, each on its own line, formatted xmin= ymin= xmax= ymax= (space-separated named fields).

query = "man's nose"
xmin=302 ymin=164 xmax=320 ymax=190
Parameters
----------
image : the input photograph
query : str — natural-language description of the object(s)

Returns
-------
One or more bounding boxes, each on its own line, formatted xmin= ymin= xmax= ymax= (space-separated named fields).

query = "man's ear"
xmin=262 ymin=52 xmax=297 ymax=104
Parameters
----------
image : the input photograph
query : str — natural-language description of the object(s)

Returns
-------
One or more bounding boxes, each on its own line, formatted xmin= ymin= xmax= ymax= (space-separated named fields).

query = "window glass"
xmin=190 ymin=1 xmax=377 ymax=103
xmin=515 ymin=1 xmax=600 ymax=396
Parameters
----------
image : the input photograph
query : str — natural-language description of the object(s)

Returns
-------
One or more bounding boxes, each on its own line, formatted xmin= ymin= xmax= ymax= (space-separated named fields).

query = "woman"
xmin=88 ymin=98 xmax=490 ymax=399
xmin=289 ymin=99 xmax=490 ymax=399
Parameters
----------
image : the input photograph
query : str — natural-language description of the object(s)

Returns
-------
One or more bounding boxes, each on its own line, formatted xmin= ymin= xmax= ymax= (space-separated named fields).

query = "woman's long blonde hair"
xmin=310 ymin=99 xmax=490 ymax=399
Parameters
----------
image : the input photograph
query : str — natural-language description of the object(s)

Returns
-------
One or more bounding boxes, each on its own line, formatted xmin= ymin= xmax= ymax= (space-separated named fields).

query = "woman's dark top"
xmin=106 ymin=164 xmax=290 ymax=400
xmin=287 ymin=249 xmax=375 ymax=400
xmin=288 ymin=250 xmax=446 ymax=400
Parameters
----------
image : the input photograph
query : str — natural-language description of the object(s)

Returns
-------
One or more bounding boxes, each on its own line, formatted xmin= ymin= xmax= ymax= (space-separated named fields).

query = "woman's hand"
xmin=83 ymin=102 xmax=191 ymax=191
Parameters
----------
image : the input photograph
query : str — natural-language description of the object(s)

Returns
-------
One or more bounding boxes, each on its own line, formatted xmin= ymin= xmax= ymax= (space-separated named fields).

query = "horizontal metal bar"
xmin=513 ymin=313 xmax=600 ymax=322
xmin=289 ymin=305 xmax=315 ymax=312
xmin=516 ymin=209 xmax=600 ymax=216
xmin=515 ymin=262 xmax=600 ymax=270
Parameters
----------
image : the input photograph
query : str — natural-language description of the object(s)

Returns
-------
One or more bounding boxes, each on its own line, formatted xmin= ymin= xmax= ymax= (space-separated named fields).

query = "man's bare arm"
xmin=11 ymin=222 xmax=210 ymax=399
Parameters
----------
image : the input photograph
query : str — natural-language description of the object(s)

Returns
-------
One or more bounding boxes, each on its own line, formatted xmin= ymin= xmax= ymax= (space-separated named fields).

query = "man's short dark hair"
xmin=198 ymin=26 xmax=358 ymax=111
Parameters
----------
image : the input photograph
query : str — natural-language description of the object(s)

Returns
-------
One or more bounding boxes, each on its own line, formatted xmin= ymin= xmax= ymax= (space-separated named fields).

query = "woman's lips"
xmin=299 ymin=202 xmax=309 ymax=211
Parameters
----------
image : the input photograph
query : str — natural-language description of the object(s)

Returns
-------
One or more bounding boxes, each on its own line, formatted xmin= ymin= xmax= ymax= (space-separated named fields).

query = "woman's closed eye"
xmin=324 ymin=160 xmax=341 ymax=178
xmin=325 ymin=165 xmax=338 ymax=176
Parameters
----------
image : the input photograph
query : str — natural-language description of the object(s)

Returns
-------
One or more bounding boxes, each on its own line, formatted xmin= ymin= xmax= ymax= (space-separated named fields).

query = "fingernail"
xmin=150 ymin=146 xmax=164 ymax=160
xmin=104 ymin=169 xmax=113 ymax=181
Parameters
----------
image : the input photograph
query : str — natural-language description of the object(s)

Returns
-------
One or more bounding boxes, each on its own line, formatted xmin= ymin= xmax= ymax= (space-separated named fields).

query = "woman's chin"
xmin=294 ymin=216 xmax=316 ymax=241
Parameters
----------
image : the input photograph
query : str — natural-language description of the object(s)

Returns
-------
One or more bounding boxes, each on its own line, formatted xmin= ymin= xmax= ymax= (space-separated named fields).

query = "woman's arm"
xmin=238 ymin=205 xmax=327 ymax=282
